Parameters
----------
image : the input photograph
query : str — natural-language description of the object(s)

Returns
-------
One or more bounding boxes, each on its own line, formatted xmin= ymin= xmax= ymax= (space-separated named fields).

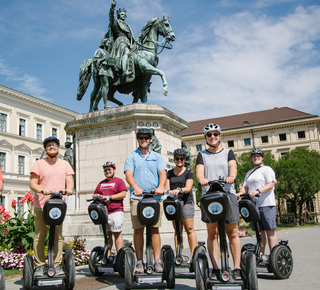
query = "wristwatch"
xmin=177 ymin=187 xmax=182 ymax=193
xmin=109 ymin=195 xmax=112 ymax=200
xmin=256 ymin=189 xmax=261 ymax=193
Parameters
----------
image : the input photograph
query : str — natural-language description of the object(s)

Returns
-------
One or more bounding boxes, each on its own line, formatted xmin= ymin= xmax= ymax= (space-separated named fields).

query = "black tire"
xmin=191 ymin=245 xmax=206 ymax=274
xmin=23 ymin=254 xmax=34 ymax=290
xmin=164 ymin=249 xmax=175 ymax=288
xmin=116 ymin=246 xmax=135 ymax=278
xmin=64 ymin=251 xmax=75 ymax=290
xmin=195 ymin=256 xmax=207 ymax=290
xmin=88 ymin=247 xmax=104 ymax=276
xmin=245 ymin=251 xmax=258 ymax=290
xmin=269 ymin=245 xmax=293 ymax=279
xmin=124 ymin=251 xmax=134 ymax=290
xmin=240 ymin=243 xmax=255 ymax=273
xmin=0 ymin=265 xmax=5 ymax=290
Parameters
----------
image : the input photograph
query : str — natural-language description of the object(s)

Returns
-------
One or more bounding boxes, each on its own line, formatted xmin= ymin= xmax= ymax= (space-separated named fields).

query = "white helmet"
xmin=202 ymin=123 xmax=222 ymax=137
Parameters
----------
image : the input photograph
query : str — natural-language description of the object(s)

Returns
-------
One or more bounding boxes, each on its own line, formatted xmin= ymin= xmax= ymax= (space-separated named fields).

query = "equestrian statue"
xmin=76 ymin=0 xmax=175 ymax=111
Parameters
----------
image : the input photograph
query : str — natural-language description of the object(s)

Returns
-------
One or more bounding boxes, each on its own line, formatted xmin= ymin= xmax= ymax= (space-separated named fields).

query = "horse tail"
xmin=76 ymin=59 xmax=93 ymax=101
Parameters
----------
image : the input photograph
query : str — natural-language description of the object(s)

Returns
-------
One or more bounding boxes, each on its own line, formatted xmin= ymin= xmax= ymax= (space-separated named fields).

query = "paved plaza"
xmin=5 ymin=226 xmax=320 ymax=289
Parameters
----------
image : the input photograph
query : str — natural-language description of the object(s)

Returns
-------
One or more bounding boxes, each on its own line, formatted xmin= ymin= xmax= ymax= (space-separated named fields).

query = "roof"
xmin=182 ymin=107 xmax=318 ymax=136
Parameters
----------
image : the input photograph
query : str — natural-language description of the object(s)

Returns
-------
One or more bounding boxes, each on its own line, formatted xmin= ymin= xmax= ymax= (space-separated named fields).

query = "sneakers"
xmin=135 ymin=260 xmax=144 ymax=274
xmin=34 ymin=266 xmax=44 ymax=277
xmin=209 ymin=269 xmax=220 ymax=280
xmin=154 ymin=259 xmax=163 ymax=273
xmin=54 ymin=266 xmax=64 ymax=276
xmin=233 ymin=268 xmax=242 ymax=280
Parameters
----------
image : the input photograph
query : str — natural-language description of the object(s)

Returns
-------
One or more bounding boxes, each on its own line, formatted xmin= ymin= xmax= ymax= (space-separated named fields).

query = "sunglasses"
xmin=138 ymin=136 xmax=150 ymax=140
xmin=175 ymin=157 xmax=185 ymax=161
xmin=206 ymin=132 xmax=220 ymax=138
xmin=104 ymin=168 xmax=113 ymax=172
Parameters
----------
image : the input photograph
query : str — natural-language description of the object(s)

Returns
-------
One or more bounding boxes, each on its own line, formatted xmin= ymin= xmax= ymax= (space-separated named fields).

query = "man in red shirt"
xmin=93 ymin=161 xmax=127 ymax=253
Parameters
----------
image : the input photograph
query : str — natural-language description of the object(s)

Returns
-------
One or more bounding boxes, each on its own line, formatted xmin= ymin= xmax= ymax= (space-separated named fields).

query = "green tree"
xmin=191 ymin=158 xmax=202 ymax=207
xmin=274 ymin=147 xmax=320 ymax=223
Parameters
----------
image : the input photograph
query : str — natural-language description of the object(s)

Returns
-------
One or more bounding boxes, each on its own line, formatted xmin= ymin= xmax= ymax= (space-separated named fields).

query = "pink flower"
xmin=1 ymin=211 xmax=11 ymax=221
xmin=20 ymin=197 xmax=27 ymax=204
xmin=0 ymin=205 xmax=5 ymax=213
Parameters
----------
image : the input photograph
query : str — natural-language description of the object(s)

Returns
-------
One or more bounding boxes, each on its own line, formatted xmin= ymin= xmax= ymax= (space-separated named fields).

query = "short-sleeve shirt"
xmin=94 ymin=177 xmax=127 ymax=214
xmin=244 ymin=165 xmax=277 ymax=207
xmin=196 ymin=149 xmax=236 ymax=195
xmin=30 ymin=158 xmax=74 ymax=208
xmin=124 ymin=149 xmax=167 ymax=200
xmin=167 ymin=168 xmax=194 ymax=205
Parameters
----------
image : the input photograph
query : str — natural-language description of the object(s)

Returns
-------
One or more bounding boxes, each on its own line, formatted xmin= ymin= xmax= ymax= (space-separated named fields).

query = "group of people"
xmin=28 ymin=123 xmax=278 ymax=279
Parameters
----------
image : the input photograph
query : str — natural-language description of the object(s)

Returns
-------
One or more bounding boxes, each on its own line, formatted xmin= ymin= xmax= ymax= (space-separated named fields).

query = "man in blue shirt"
xmin=124 ymin=128 xmax=167 ymax=274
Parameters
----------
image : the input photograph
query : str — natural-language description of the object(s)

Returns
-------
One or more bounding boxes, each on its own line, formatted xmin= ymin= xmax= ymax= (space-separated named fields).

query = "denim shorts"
xmin=201 ymin=193 xmax=240 ymax=224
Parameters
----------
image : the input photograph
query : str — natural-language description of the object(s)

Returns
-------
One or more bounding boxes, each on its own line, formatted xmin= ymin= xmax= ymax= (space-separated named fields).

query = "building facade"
xmin=0 ymin=85 xmax=78 ymax=215
xmin=181 ymin=107 xmax=320 ymax=220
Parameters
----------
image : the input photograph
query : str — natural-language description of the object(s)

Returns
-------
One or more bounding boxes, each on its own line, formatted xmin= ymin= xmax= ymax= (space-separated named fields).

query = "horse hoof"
xmin=162 ymin=88 xmax=168 ymax=96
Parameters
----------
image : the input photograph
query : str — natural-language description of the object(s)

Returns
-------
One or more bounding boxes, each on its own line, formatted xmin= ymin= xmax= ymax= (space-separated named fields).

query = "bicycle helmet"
xmin=202 ymin=123 xmax=222 ymax=137
xmin=136 ymin=128 xmax=152 ymax=139
xmin=173 ymin=148 xmax=187 ymax=157
xmin=251 ymin=148 xmax=265 ymax=157
xmin=43 ymin=136 xmax=60 ymax=148
xmin=103 ymin=161 xmax=116 ymax=169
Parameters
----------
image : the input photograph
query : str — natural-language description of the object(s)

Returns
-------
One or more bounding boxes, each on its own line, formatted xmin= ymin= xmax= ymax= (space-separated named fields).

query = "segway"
xmin=86 ymin=195 xmax=135 ymax=277
xmin=239 ymin=193 xmax=293 ymax=279
xmin=195 ymin=178 xmax=258 ymax=290
xmin=23 ymin=191 xmax=75 ymax=290
xmin=123 ymin=190 xmax=175 ymax=289
xmin=0 ymin=265 xmax=5 ymax=290
xmin=163 ymin=191 xmax=206 ymax=275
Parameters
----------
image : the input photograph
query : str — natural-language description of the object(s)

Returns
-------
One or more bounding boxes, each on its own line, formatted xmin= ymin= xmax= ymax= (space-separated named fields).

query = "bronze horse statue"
xmin=76 ymin=14 xmax=175 ymax=111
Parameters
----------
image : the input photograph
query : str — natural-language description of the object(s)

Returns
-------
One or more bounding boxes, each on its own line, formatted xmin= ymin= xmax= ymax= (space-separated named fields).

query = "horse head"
xmin=159 ymin=14 xmax=175 ymax=43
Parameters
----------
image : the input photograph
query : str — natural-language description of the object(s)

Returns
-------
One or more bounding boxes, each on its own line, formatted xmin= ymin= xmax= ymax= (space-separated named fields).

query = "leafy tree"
xmin=274 ymin=147 xmax=320 ymax=223
xmin=191 ymin=158 xmax=202 ymax=207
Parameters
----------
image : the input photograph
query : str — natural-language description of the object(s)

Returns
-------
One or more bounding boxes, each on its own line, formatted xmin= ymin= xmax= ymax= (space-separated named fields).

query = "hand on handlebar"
xmin=154 ymin=187 xmax=164 ymax=196
xmin=225 ymin=176 xmax=235 ymax=184
xmin=199 ymin=179 xmax=209 ymax=186
xmin=133 ymin=186 xmax=143 ymax=197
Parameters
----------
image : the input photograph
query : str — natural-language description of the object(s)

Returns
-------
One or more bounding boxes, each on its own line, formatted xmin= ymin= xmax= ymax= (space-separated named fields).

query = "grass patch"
xmin=242 ymin=223 xmax=319 ymax=237
xmin=4 ymin=269 xmax=22 ymax=280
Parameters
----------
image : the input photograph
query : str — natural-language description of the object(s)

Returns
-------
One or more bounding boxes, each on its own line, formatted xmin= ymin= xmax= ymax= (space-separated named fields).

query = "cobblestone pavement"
xmin=5 ymin=226 xmax=320 ymax=289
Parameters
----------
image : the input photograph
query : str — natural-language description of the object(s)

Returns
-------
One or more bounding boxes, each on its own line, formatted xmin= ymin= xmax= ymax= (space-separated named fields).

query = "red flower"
xmin=0 ymin=205 xmax=5 ymax=213
xmin=20 ymin=197 xmax=27 ymax=204
xmin=25 ymin=191 xmax=34 ymax=203
xmin=1 ymin=211 xmax=11 ymax=221
xmin=11 ymin=199 xmax=18 ymax=208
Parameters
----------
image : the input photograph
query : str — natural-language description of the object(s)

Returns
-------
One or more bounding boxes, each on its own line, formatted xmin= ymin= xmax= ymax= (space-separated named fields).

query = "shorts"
xmin=130 ymin=198 xmax=163 ymax=230
xmin=181 ymin=202 xmax=195 ymax=219
xmin=257 ymin=206 xmax=277 ymax=231
xmin=105 ymin=211 xmax=124 ymax=232
xmin=201 ymin=193 xmax=239 ymax=224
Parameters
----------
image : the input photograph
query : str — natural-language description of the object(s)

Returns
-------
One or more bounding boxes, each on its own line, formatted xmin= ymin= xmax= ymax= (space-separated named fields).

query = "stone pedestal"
xmin=62 ymin=103 xmax=208 ymax=250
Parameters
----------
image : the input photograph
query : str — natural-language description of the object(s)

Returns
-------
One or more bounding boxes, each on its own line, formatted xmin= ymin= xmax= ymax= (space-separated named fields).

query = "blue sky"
xmin=1 ymin=0 xmax=320 ymax=121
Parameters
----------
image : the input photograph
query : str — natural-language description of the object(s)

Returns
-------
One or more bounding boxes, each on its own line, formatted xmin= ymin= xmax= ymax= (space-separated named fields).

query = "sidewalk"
xmin=5 ymin=226 xmax=320 ymax=289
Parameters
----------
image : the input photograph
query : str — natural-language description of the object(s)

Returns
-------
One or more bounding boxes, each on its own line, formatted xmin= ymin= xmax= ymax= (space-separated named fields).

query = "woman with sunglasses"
xmin=165 ymin=148 xmax=197 ymax=258
xmin=196 ymin=123 xmax=241 ymax=281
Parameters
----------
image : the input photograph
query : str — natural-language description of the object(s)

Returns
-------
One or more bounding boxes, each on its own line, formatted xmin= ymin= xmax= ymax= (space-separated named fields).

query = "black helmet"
xmin=43 ymin=136 xmax=60 ymax=149
xmin=251 ymin=148 xmax=265 ymax=157
xmin=136 ymin=128 xmax=152 ymax=139
xmin=203 ymin=123 xmax=222 ymax=137
xmin=103 ymin=161 xmax=116 ymax=169
xmin=173 ymin=148 xmax=187 ymax=157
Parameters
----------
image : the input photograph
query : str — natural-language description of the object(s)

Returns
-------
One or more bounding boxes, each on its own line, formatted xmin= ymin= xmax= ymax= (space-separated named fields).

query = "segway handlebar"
xmin=240 ymin=192 xmax=260 ymax=199
xmin=86 ymin=195 xmax=108 ymax=202
xmin=198 ymin=177 xmax=237 ymax=187
xmin=41 ymin=190 xmax=72 ymax=197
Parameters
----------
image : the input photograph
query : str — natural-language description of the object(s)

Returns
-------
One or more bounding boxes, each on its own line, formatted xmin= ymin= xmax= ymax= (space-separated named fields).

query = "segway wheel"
xmin=0 ymin=265 xmax=5 ymax=290
xmin=240 ymin=243 xmax=255 ymax=273
xmin=164 ymin=249 xmax=175 ymax=288
xmin=116 ymin=246 xmax=135 ymax=278
xmin=195 ymin=254 xmax=208 ymax=290
xmin=23 ymin=254 xmax=34 ymax=290
xmin=191 ymin=244 xmax=206 ymax=274
xmin=124 ymin=250 xmax=134 ymax=290
xmin=245 ymin=251 xmax=258 ymax=290
xmin=269 ymin=244 xmax=293 ymax=279
xmin=88 ymin=247 xmax=104 ymax=276
xmin=64 ymin=251 xmax=76 ymax=290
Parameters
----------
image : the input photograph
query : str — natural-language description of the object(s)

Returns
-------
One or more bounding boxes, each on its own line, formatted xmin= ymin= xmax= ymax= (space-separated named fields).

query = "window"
xmin=286 ymin=200 xmax=294 ymax=213
xmin=227 ymin=140 xmax=234 ymax=147
xmin=0 ymin=113 xmax=7 ymax=132
xmin=66 ymin=134 xmax=72 ymax=142
xmin=19 ymin=118 xmax=26 ymax=136
xmin=52 ymin=128 xmax=57 ymax=138
xmin=0 ymin=152 xmax=5 ymax=172
xmin=306 ymin=200 xmax=314 ymax=212
xmin=18 ymin=155 xmax=25 ymax=175
xmin=196 ymin=144 xmax=202 ymax=151
xmin=244 ymin=138 xmax=251 ymax=146
xmin=36 ymin=123 xmax=42 ymax=140
xmin=280 ymin=152 xmax=287 ymax=157
xmin=297 ymin=131 xmax=305 ymax=139
xmin=279 ymin=133 xmax=287 ymax=141
xmin=261 ymin=136 xmax=268 ymax=143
